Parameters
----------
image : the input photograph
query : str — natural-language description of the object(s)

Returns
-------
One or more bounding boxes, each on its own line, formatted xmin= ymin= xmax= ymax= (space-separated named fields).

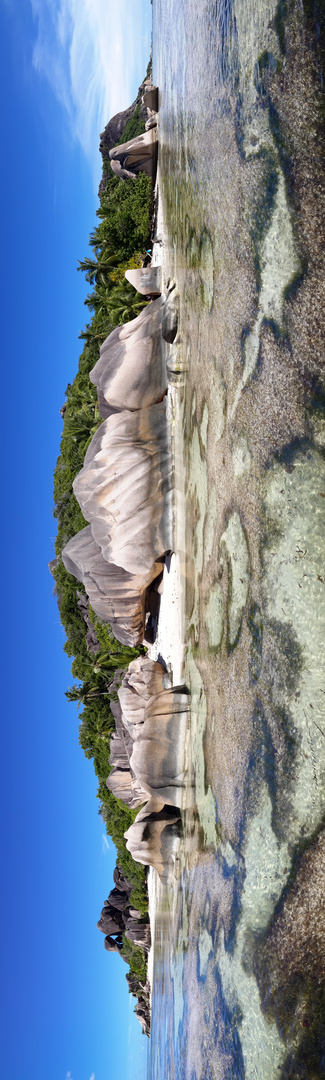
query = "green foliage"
xmin=52 ymin=95 xmax=151 ymax=993
xmin=121 ymin=934 xmax=148 ymax=985
xmin=117 ymin=103 xmax=145 ymax=147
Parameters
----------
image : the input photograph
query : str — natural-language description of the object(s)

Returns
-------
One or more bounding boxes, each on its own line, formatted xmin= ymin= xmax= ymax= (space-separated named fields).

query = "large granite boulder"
xmin=124 ymin=797 xmax=182 ymax=880
xmin=109 ymin=129 xmax=157 ymax=181
xmin=90 ymin=298 xmax=167 ymax=412
xmin=62 ymin=525 xmax=161 ymax=646
xmin=104 ymin=934 xmax=124 ymax=954
xmin=106 ymin=766 xmax=147 ymax=809
xmin=106 ymin=659 xmax=193 ymax=814
xmin=108 ymin=730 xmax=131 ymax=771
xmin=118 ymin=656 xmax=166 ymax=730
xmin=97 ymin=908 xmax=123 ymax=936
xmin=113 ymin=865 xmax=132 ymax=893
xmin=73 ymin=403 xmax=172 ymax=579
xmin=106 ymin=688 xmax=149 ymax=807
xmin=142 ymin=85 xmax=158 ymax=112
xmin=106 ymin=887 xmax=129 ymax=912
xmin=129 ymin=687 xmax=193 ymax=808
xmin=125 ymin=266 xmax=162 ymax=297
xmin=124 ymin=920 xmax=151 ymax=952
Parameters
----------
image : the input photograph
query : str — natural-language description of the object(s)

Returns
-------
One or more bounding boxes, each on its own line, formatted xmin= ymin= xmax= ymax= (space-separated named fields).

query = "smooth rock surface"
xmin=62 ymin=525 xmax=160 ymax=646
xmin=90 ymin=298 xmax=167 ymax=410
xmin=125 ymin=266 xmax=162 ymax=297
xmin=124 ymin=796 xmax=182 ymax=880
xmin=109 ymin=129 xmax=157 ymax=181
xmin=118 ymin=656 xmax=166 ymax=729
xmin=73 ymin=403 xmax=172 ymax=579
xmin=142 ymin=86 xmax=158 ymax=111
xmin=130 ymin=687 xmax=193 ymax=808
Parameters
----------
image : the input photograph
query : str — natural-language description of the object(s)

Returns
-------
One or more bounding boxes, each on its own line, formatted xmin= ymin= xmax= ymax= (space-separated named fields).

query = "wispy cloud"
xmin=65 ymin=1072 xmax=73 ymax=1080
xmin=29 ymin=0 xmax=151 ymax=177
xmin=102 ymin=833 xmax=110 ymax=854
xmin=89 ymin=1073 xmax=95 ymax=1080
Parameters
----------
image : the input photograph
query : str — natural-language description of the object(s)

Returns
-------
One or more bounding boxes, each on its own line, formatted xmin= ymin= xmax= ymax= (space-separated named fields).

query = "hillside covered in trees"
xmin=52 ymin=71 xmax=154 ymax=1019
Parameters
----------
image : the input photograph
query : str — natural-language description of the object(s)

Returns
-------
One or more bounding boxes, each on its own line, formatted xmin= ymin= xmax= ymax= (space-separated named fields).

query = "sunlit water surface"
xmin=149 ymin=2 xmax=325 ymax=1078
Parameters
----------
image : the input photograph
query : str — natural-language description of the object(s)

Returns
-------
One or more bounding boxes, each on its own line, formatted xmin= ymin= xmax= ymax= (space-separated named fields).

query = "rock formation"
xmin=104 ymin=657 xmax=192 ymax=877
xmin=142 ymin=86 xmax=158 ymax=113
xmin=98 ymin=75 xmax=149 ymax=194
xmin=62 ymin=293 xmax=173 ymax=646
xmin=109 ymin=129 xmax=157 ymax=181
xmin=76 ymin=591 xmax=100 ymax=655
xmin=62 ymin=525 xmax=161 ymax=646
xmin=118 ymin=656 xmax=166 ymax=730
xmin=107 ymin=657 xmax=193 ymax=812
xmin=130 ymin=686 xmax=193 ymax=808
xmin=72 ymin=403 xmax=172 ymax=579
xmin=90 ymin=298 xmax=167 ymax=412
xmin=124 ymin=265 xmax=162 ymax=297
xmin=106 ymin=692 xmax=148 ymax=809
xmin=124 ymin=797 xmax=182 ymax=880
xmin=97 ymin=876 xmax=151 ymax=952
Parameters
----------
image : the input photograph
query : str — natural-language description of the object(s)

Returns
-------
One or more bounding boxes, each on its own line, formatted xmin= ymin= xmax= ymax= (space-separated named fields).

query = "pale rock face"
xmin=106 ymin=766 xmax=148 ymax=809
xmin=118 ymin=656 xmax=166 ymax=730
xmin=142 ymin=86 xmax=158 ymax=112
xmin=106 ymin=768 xmax=135 ymax=804
xmin=109 ymin=129 xmax=157 ymax=180
xmin=106 ymin=659 xmax=193 ymax=817
xmin=124 ymin=796 xmax=182 ymax=880
xmin=90 ymin=298 xmax=166 ymax=411
xmin=130 ymin=687 xmax=194 ymax=808
xmin=61 ymin=525 xmax=162 ymax=646
xmin=73 ymin=403 xmax=173 ymax=578
xmin=125 ymin=266 xmax=162 ymax=297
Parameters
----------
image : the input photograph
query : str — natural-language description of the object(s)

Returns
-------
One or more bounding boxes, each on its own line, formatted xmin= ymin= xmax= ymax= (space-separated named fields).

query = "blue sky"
xmin=0 ymin=2 xmax=151 ymax=1079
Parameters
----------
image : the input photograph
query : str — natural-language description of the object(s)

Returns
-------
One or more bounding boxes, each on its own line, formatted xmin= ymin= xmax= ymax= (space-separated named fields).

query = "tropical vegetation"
xmin=52 ymin=85 xmax=153 ymax=1011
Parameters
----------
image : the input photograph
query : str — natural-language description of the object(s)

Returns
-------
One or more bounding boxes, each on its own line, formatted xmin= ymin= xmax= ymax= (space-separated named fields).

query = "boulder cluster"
xmin=107 ymin=656 xmax=193 ymax=876
xmin=97 ymin=865 xmax=151 ymax=1036
xmin=61 ymin=85 xmax=192 ymax=1033
xmin=97 ymin=865 xmax=151 ymax=954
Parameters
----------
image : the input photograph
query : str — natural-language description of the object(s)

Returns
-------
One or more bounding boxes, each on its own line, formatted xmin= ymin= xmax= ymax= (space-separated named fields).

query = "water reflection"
xmin=150 ymin=1 xmax=325 ymax=1077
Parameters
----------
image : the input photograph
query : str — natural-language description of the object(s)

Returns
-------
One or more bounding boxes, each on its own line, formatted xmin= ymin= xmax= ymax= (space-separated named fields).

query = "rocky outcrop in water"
xmin=97 ymin=873 xmax=150 ymax=950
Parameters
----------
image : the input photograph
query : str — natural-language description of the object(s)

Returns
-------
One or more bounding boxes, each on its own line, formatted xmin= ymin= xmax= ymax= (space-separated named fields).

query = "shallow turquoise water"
xmin=150 ymin=2 xmax=325 ymax=1078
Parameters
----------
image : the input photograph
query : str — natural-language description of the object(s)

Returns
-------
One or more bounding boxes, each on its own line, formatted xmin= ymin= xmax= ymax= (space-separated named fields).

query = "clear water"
xmin=149 ymin=2 xmax=325 ymax=1078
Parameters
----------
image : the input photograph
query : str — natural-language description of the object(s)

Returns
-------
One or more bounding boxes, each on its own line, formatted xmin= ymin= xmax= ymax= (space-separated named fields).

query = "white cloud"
xmin=29 ymin=0 xmax=151 ymax=179
xmin=65 ymin=1072 xmax=73 ymax=1080
xmin=89 ymin=1073 xmax=95 ymax=1080
xmin=102 ymin=833 xmax=110 ymax=854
